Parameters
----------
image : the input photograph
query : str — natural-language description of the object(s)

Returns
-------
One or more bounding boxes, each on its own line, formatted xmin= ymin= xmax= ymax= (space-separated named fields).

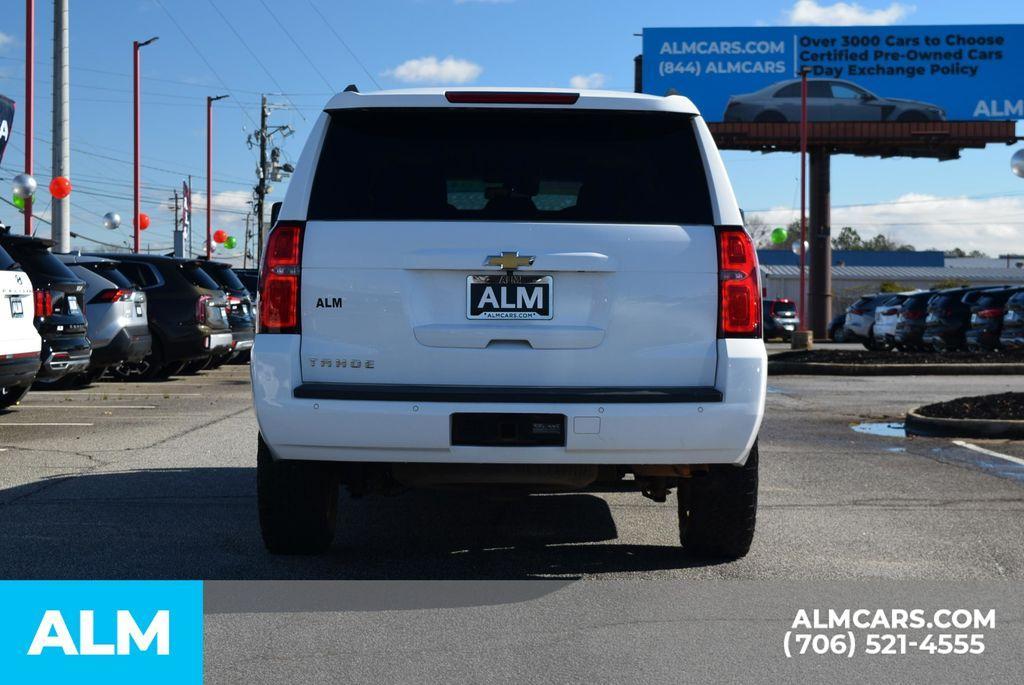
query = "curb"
xmin=768 ymin=361 xmax=1024 ymax=376
xmin=905 ymin=410 xmax=1024 ymax=439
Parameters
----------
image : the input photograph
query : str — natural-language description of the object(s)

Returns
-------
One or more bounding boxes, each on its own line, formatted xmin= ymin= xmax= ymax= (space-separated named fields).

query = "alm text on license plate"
xmin=467 ymin=275 xmax=552 ymax=320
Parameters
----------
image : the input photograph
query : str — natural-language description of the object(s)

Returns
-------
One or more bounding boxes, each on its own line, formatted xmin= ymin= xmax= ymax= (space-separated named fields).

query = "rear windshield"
xmin=931 ymin=293 xmax=963 ymax=307
xmin=976 ymin=292 xmax=1012 ymax=308
xmin=904 ymin=295 xmax=931 ymax=310
xmin=851 ymin=297 xmax=874 ymax=309
xmin=82 ymin=262 xmax=134 ymax=289
xmin=182 ymin=263 xmax=221 ymax=290
xmin=1 ymin=241 xmax=80 ymax=285
xmin=0 ymin=244 xmax=17 ymax=270
xmin=309 ymin=108 xmax=714 ymax=224
xmin=204 ymin=263 xmax=246 ymax=291
xmin=772 ymin=301 xmax=796 ymax=314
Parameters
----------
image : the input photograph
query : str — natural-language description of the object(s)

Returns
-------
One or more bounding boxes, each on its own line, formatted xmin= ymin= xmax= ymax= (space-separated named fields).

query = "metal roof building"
xmin=760 ymin=265 xmax=1024 ymax=314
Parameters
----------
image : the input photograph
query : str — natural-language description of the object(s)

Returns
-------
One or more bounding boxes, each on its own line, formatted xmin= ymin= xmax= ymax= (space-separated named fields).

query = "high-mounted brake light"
xmin=716 ymin=226 xmax=761 ymax=339
xmin=33 ymin=289 xmax=53 ymax=318
xmin=259 ymin=222 xmax=304 ymax=334
xmin=444 ymin=91 xmax=580 ymax=105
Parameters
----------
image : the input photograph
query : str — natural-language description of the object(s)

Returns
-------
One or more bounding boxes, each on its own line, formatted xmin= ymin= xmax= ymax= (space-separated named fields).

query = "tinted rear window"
xmin=772 ymin=301 xmax=796 ymax=314
xmin=976 ymin=292 xmax=1012 ymax=308
xmin=904 ymin=295 xmax=931 ymax=309
xmin=309 ymin=108 xmax=713 ymax=224
xmin=204 ymin=263 xmax=246 ymax=291
xmin=2 ymin=242 xmax=80 ymax=284
xmin=0 ymin=244 xmax=17 ymax=270
xmin=182 ymin=263 xmax=221 ymax=290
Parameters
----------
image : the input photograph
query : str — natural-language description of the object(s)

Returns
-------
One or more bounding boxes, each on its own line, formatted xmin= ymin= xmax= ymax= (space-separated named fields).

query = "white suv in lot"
xmin=0 ymin=239 xmax=42 ymax=407
xmin=252 ymin=88 xmax=766 ymax=560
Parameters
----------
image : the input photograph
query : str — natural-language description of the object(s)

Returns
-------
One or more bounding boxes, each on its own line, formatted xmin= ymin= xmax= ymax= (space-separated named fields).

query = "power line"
xmin=307 ymin=0 xmax=381 ymax=89
xmin=203 ymin=0 xmax=307 ymax=121
xmin=257 ymin=0 xmax=335 ymax=92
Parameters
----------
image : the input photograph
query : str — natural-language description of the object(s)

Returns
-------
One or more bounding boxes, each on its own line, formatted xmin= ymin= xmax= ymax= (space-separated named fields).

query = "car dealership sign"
xmin=642 ymin=25 xmax=1024 ymax=121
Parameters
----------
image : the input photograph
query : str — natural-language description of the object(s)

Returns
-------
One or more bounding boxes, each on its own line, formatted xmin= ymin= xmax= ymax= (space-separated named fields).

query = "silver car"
xmin=723 ymin=78 xmax=946 ymax=123
xmin=58 ymin=254 xmax=152 ymax=383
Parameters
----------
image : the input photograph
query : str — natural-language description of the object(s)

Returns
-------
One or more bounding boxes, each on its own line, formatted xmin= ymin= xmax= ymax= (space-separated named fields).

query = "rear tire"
xmin=678 ymin=442 xmax=758 ymax=560
xmin=0 ymin=384 xmax=30 ymax=409
xmin=257 ymin=435 xmax=338 ymax=555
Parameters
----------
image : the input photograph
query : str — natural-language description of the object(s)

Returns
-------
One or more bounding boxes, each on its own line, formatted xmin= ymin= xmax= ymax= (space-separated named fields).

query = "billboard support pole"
xmin=798 ymin=67 xmax=809 ymax=332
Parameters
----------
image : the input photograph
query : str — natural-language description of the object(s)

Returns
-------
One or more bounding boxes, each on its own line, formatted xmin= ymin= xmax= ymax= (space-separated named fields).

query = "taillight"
xmin=716 ymin=226 xmax=761 ymax=338
xmin=849 ymin=308 xmax=863 ymax=316
xmin=91 ymin=288 xmax=131 ymax=303
xmin=903 ymin=310 xmax=925 ymax=320
xmin=882 ymin=308 xmax=898 ymax=316
xmin=259 ymin=222 xmax=304 ymax=334
xmin=195 ymin=294 xmax=212 ymax=324
xmin=33 ymin=289 xmax=53 ymax=318
xmin=976 ymin=308 xmax=1003 ymax=320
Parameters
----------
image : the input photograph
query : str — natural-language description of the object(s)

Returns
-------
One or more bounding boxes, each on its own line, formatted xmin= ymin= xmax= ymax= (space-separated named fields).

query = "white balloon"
xmin=102 ymin=211 xmax=122 ymax=230
xmin=12 ymin=173 xmax=37 ymax=199
xmin=792 ymin=240 xmax=810 ymax=256
xmin=1012 ymin=149 xmax=1024 ymax=178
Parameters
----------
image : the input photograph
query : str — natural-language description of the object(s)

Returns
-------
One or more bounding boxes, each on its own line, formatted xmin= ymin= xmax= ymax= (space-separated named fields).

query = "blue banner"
xmin=0 ymin=581 xmax=203 ymax=684
xmin=642 ymin=25 xmax=1024 ymax=122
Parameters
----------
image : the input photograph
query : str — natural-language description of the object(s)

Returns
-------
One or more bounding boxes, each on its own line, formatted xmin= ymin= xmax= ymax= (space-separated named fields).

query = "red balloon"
xmin=213 ymin=229 xmax=228 ymax=244
xmin=49 ymin=176 xmax=72 ymax=199
xmin=136 ymin=213 xmax=151 ymax=230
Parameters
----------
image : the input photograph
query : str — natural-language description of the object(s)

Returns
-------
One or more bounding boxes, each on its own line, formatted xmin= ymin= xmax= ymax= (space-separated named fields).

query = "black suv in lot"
xmin=0 ymin=234 xmax=91 ymax=386
xmin=893 ymin=290 xmax=935 ymax=351
xmin=1000 ymin=290 xmax=1024 ymax=350
xmin=922 ymin=286 xmax=1004 ymax=352
xmin=966 ymin=286 xmax=1024 ymax=351
xmin=92 ymin=254 xmax=232 ymax=380
xmin=199 ymin=259 xmax=255 ymax=365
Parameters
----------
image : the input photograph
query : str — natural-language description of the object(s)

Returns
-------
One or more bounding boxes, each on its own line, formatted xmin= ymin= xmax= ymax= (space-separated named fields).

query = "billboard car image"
xmin=724 ymin=78 xmax=946 ymax=123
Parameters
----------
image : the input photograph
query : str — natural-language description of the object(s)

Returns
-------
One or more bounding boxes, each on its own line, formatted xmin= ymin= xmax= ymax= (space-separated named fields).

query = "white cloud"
xmin=749 ymin=193 xmax=1024 ymax=257
xmin=786 ymin=0 xmax=914 ymax=25
xmin=0 ymin=31 xmax=15 ymax=50
xmin=384 ymin=56 xmax=482 ymax=84
xmin=162 ymin=189 xmax=252 ymax=232
xmin=569 ymin=73 xmax=606 ymax=90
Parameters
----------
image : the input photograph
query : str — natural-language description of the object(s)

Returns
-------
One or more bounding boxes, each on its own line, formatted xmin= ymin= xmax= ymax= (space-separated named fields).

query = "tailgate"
xmin=299 ymin=221 xmax=719 ymax=388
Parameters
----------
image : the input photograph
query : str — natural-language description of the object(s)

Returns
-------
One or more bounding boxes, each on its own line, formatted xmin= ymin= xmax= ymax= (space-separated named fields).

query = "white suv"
xmin=252 ymin=88 xmax=766 ymax=560
xmin=0 ymin=239 xmax=42 ymax=407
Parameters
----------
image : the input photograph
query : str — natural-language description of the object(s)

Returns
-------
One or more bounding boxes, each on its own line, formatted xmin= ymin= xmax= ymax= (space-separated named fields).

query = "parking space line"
xmin=17 ymin=405 xmax=157 ymax=410
xmin=40 ymin=392 xmax=202 ymax=397
xmin=952 ymin=440 xmax=1024 ymax=467
xmin=0 ymin=422 xmax=94 ymax=427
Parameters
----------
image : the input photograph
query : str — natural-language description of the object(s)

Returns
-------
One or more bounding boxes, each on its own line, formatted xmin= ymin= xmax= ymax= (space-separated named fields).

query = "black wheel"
xmin=678 ymin=441 xmax=758 ymax=560
xmin=753 ymin=110 xmax=786 ymax=123
xmin=82 ymin=367 xmax=108 ymax=385
xmin=179 ymin=358 xmax=209 ymax=375
xmin=833 ymin=327 xmax=847 ymax=343
xmin=0 ymin=384 xmax=30 ymax=409
xmin=257 ymin=434 xmax=338 ymax=555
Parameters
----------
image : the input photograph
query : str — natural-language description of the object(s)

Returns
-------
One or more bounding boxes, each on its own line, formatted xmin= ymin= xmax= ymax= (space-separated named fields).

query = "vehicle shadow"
xmin=0 ymin=468 xmax=716 ymax=582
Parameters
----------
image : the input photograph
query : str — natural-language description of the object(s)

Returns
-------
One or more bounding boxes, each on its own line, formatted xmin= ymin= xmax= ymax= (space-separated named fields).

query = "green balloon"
xmin=770 ymin=227 xmax=788 ymax=245
xmin=12 ymin=194 xmax=32 ymax=210
xmin=224 ymin=236 xmax=237 ymax=249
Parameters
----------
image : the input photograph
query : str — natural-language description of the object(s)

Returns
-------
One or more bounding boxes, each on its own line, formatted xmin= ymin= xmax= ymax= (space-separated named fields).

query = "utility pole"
xmin=51 ymin=0 xmax=71 ymax=252
xmin=132 ymin=36 xmax=158 ymax=253
xmin=187 ymin=175 xmax=193 ymax=258
xmin=170 ymin=188 xmax=183 ymax=258
xmin=242 ymin=212 xmax=252 ymax=269
xmin=256 ymin=95 xmax=268 ymax=257
xmin=206 ymin=94 xmax=228 ymax=259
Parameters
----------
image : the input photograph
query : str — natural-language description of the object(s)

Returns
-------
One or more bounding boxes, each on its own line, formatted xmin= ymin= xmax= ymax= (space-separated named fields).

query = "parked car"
xmin=93 ymin=254 xmax=232 ymax=380
xmin=233 ymin=268 xmax=258 ymax=295
xmin=922 ymin=286 xmax=1008 ymax=352
xmin=872 ymin=292 xmax=918 ymax=350
xmin=0 ymin=239 xmax=42 ymax=408
xmin=0 ymin=233 xmax=91 ymax=387
xmin=57 ymin=254 xmax=152 ymax=384
xmin=762 ymin=298 xmax=799 ymax=340
xmin=199 ymin=259 xmax=255 ymax=365
xmin=723 ymin=78 xmax=946 ymax=123
xmin=843 ymin=294 xmax=890 ymax=350
xmin=252 ymin=87 xmax=766 ymax=560
xmin=999 ymin=290 xmax=1024 ymax=350
xmin=893 ymin=291 xmax=935 ymax=351
xmin=965 ymin=286 xmax=1024 ymax=351
xmin=827 ymin=312 xmax=847 ymax=342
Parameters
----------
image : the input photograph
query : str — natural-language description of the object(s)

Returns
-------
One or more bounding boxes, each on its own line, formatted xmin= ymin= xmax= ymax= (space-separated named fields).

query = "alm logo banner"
xmin=0 ymin=581 xmax=202 ymax=684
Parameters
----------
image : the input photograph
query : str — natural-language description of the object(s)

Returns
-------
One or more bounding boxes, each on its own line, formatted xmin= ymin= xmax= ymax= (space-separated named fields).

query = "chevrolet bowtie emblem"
xmin=486 ymin=251 xmax=535 ymax=270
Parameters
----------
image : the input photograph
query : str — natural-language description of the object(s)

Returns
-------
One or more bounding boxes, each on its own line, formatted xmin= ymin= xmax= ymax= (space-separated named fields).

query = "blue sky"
xmin=1 ymin=0 xmax=1023 ymax=261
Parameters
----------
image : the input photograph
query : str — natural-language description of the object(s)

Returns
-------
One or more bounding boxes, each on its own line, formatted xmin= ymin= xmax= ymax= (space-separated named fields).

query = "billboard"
xmin=642 ymin=25 xmax=1024 ymax=122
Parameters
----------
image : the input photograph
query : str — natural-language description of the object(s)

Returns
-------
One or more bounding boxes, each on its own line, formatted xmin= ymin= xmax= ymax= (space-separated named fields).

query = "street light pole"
xmin=798 ymin=67 xmax=810 ymax=331
xmin=24 ymin=0 xmax=34 ymax=236
xmin=133 ymin=36 xmax=158 ymax=254
xmin=206 ymin=94 xmax=229 ymax=259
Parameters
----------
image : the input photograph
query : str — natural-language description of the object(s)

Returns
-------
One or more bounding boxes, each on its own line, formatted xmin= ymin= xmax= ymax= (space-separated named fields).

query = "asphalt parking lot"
xmin=1 ymin=361 xmax=1022 ymax=582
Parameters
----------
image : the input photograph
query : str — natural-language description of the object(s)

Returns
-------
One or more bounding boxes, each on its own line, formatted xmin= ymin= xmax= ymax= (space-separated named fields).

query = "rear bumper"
xmin=91 ymin=326 xmax=153 ymax=367
xmin=252 ymin=335 xmax=765 ymax=465
xmin=37 ymin=335 xmax=92 ymax=380
xmin=0 ymin=354 xmax=42 ymax=389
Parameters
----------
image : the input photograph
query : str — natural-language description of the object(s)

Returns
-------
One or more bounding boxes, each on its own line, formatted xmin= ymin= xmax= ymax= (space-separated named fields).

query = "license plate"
xmin=782 ymin=324 xmax=795 ymax=331
xmin=1006 ymin=311 xmax=1018 ymax=322
xmin=10 ymin=297 xmax=23 ymax=317
xmin=135 ymin=302 xmax=144 ymax=317
xmin=66 ymin=296 xmax=79 ymax=313
xmin=926 ymin=314 xmax=938 ymax=323
xmin=467 ymin=275 xmax=552 ymax=320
